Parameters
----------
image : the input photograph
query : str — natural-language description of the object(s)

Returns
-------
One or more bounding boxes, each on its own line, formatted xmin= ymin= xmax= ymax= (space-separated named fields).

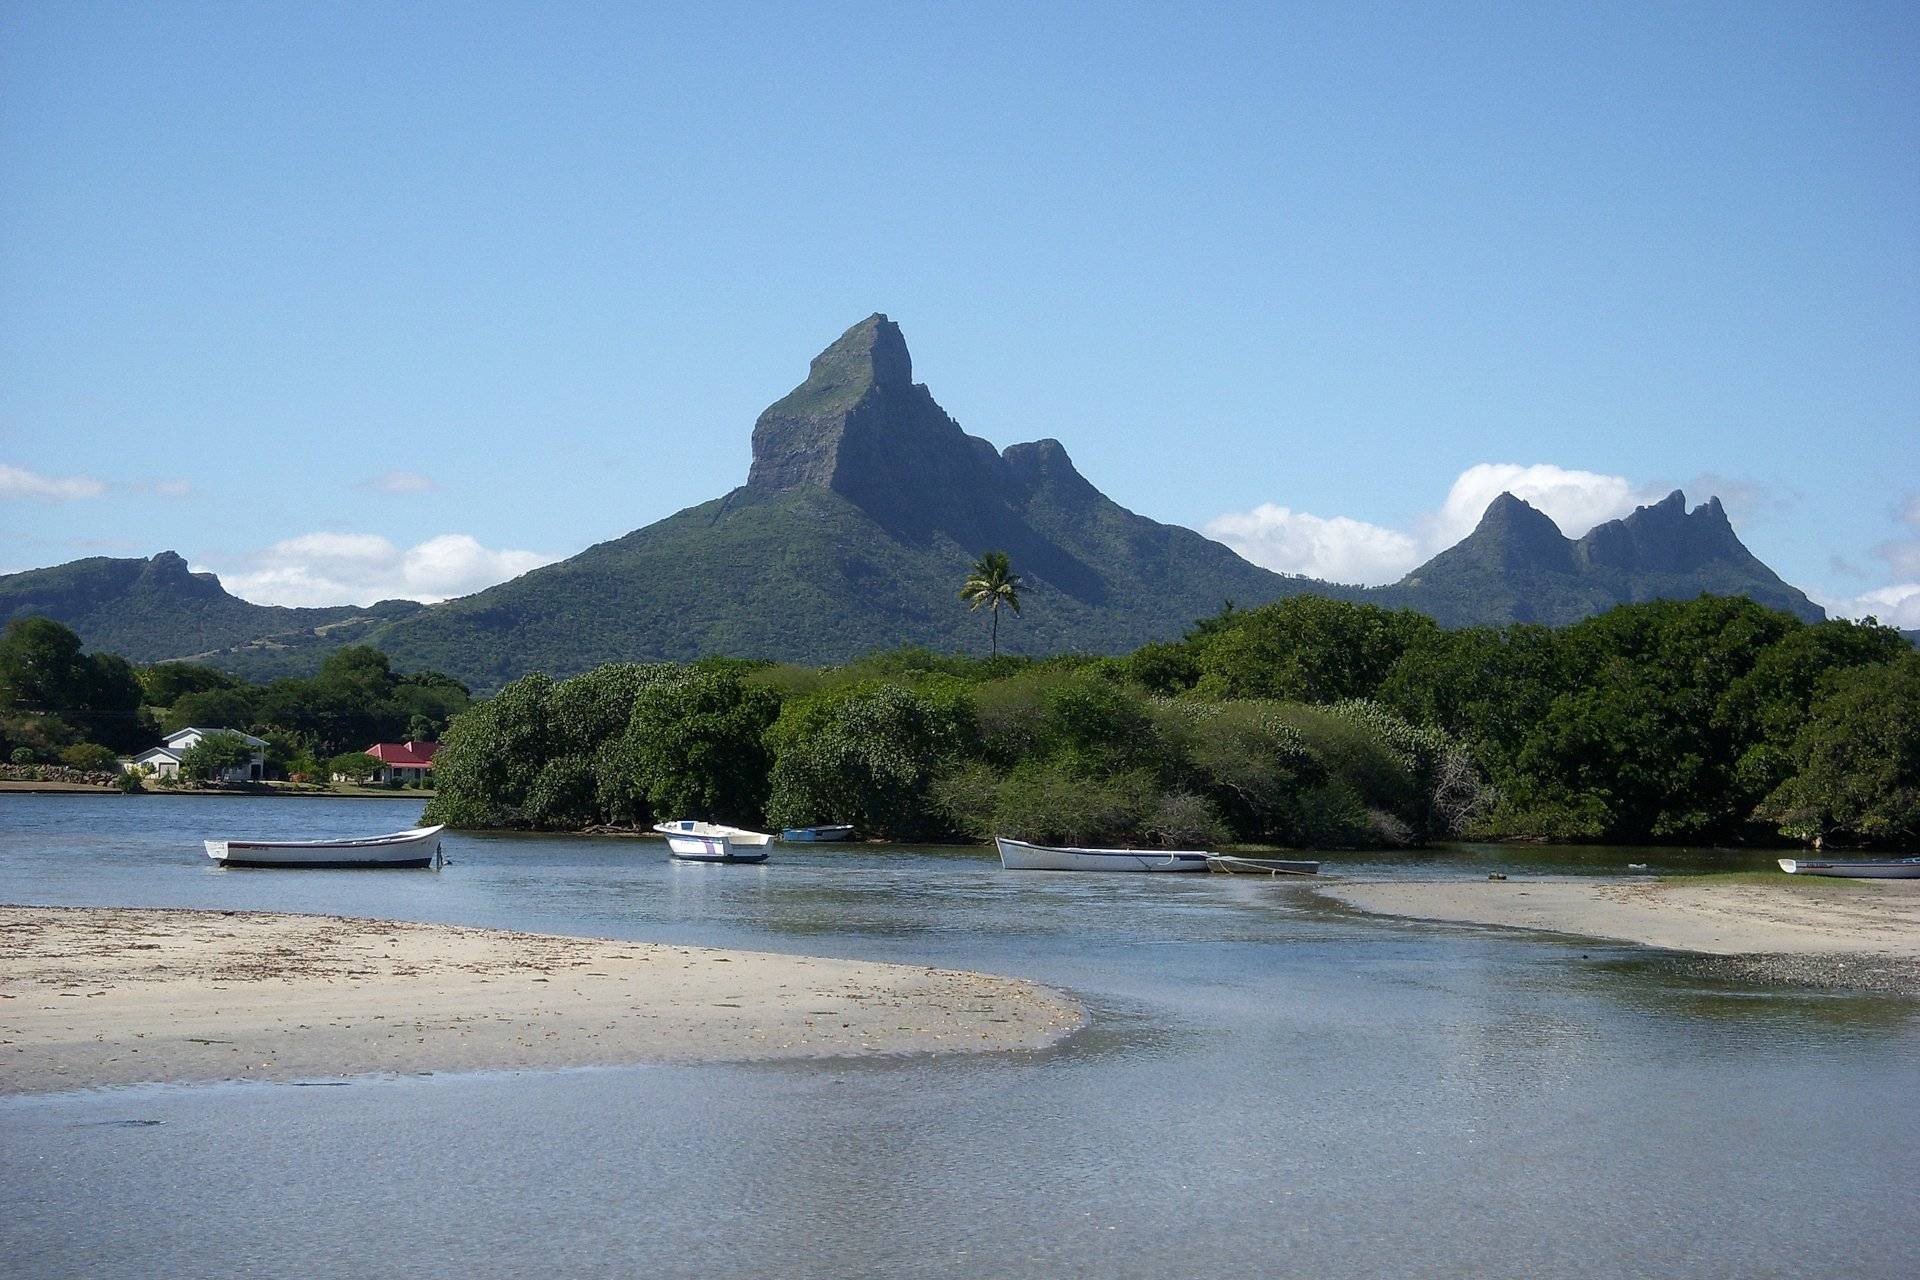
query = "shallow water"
xmin=2 ymin=794 xmax=1915 ymax=1279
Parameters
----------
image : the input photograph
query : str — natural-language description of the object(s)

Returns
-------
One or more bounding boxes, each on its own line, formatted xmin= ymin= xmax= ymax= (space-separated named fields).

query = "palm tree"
xmin=959 ymin=551 xmax=1022 ymax=657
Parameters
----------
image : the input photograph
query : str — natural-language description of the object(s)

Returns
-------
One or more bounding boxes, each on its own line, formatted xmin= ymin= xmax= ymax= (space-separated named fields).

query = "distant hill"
xmin=0 ymin=551 xmax=424 ymax=672
xmin=1373 ymin=489 xmax=1823 ymax=626
xmin=2 ymin=314 xmax=1833 ymax=687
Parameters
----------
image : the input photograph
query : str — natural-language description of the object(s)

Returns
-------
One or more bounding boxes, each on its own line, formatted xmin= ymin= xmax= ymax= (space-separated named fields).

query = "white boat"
xmin=995 ymin=836 xmax=1211 ymax=872
xmin=1778 ymin=856 xmax=1920 ymax=879
xmin=1206 ymin=853 xmax=1321 ymax=876
xmin=205 ymin=824 xmax=445 ymax=868
xmin=653 ymin=820 xmax=774 ymax=863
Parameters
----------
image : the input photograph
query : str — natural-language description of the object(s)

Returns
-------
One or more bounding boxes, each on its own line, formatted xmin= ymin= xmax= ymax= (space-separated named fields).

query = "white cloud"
xmin=1823 ymin=583 xmax=1920 ymax=630
xmin=1204 ymin=504 xmax=1421 ymax=585
xmin=362 ymin=470 xmax=437 ymax=494
xmin=1426 ymin=463 xmax=1650 ymax=548
xmin=212 ymin=531 xmax=556 ymax=607
xmin=0 ymin=463 xmax=106 ymax=501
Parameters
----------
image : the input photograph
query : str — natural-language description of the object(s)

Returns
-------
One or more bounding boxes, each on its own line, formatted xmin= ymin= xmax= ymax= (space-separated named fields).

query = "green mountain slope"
xmin=0 ymin=551 xmax=424 ymax=666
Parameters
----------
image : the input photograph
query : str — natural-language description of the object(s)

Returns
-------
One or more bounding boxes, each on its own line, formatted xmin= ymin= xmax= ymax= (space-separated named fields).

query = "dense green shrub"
xmin=423 ymin=673 xmax=556 ymax=827
xmin=1759 ymin=652 xmax=1920 ymax=844
xmin=988 ymin=763 xmax=1160 ymax=846
xmin=766 ymin=682 xmax=973 ymax=838
xmin=400 ymin=595 xmax=1917 ymax=848
xmin=613 ymin=669 xmax=779 ymax=825
xmin=178 ymin=731 xmax=254 ymax=781
xmin=1184 ymin=597 xmax=1437 ymax=702
xmin=0 ymin=617 xmax=147 ymax=752
xmin=58 ymin=743 xmax=120 ymax=771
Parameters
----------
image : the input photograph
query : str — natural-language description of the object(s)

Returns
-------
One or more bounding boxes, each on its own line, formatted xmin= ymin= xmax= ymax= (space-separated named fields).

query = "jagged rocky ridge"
xmin=1372 ymin=489 xmax=1822 ymax=626
xmin=1 ymin=314 xmax=1825 ymax=686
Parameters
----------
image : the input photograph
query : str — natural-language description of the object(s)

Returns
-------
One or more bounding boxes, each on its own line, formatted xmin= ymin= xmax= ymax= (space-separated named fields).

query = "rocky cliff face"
xmin=748 ymin=313 xmax=1044 ymax=549
xmin=1575 ymin=490 xmax=1749 ymax=574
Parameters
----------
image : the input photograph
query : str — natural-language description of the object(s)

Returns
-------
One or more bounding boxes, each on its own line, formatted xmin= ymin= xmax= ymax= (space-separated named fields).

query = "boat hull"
xmin=654 ymin=821 xmax=774 ymax=863
xmin=205 ymin=825 xmax=444 ymax=869
xmin=664 ymin=834 xmax=769 ymax=863
xmin=782 ymin=825 xmax=855 ymax=842
xmin=1778 ymin=857 xmax=1920 ymax=879
xmin=995 ymin=836 xmax=1212 ymax=872
xmin=1207 ymin=854 xmax=1321 ymax=876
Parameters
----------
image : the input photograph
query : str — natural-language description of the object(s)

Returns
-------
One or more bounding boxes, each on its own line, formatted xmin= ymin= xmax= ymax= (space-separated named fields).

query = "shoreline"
xmin=0 ymin=781 xmax=429 ymax=798
xmin=1320 ymin=876 xmax=1920 ymax=993
xmin=0 ymin=906 xmax=1084 ymax=1096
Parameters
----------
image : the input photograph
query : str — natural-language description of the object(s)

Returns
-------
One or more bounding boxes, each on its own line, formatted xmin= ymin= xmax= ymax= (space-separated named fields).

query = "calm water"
xmin=1 ymin=794 xmax=1915 ymax=1279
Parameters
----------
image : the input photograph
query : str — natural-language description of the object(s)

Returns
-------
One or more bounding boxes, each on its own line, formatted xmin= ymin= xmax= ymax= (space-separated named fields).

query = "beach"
xmin=1322 ymin=875 xmax=1920 ymax=991
xmin=0 ymin=906 xmax=1083 ymax=1095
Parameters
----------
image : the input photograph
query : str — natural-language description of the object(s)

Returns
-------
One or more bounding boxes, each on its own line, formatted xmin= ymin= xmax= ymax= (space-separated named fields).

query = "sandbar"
xmin=1322 ymin=876 xmax=1920 ymax=988
xmin=0 ymin=906 xmax=1083 ymax=1095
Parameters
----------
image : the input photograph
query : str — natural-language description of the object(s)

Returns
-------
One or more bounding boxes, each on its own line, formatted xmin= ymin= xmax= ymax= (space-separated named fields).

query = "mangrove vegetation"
xmin=421 ymin=594 xmax=1918 ymax=848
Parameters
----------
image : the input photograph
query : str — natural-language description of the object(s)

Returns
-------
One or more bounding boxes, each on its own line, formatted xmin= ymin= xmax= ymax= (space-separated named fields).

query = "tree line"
xmin=424 ymin=594 xmax=1918 ymax=848
xmin=0 ymin=617 xmax=469 ymax=780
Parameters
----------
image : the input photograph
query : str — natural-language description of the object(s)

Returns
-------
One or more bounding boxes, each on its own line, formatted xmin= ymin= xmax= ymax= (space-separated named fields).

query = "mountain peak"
xmin=1459 ymin=493 xmax=1576 ymax=571
xmin=1004 ymin=438 xmax=1101 ymax=508
xmin=747 ymin=314 xmax=1008 ymax=530
xmin=1580 ymin=490 xmax=1750 ymax=574
xmin=1481 ymin=490 xmax=1550 ymax=524
xmin=138 ymin=549 xmax=223 ymax=596
xmin=798 ymin=313 xmax=912 ymax=399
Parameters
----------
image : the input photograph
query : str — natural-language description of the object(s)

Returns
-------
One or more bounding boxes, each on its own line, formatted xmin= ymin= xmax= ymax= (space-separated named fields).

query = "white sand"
xmin=1322 ymin=876 xmax=1920 ymax=957
xmin=0 ymin=906 xmax=1082 ymax=1095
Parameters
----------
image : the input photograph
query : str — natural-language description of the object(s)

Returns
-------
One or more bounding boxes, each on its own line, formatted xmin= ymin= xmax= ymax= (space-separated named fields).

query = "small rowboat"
xmin=1778 ymin=856 xmax=1920 ymax=879
xmin=1206 ymin=854 xmax=1320 ymax=876
xmin=205 ymin=824 xmax=445 ymax=869
xmin=782 ymin=825 xmax=855 ymax=843
xmin=654 ymin=820 xmax=774 ymax=863
xmin=995 ymin=836 xmax=1211 ymax=872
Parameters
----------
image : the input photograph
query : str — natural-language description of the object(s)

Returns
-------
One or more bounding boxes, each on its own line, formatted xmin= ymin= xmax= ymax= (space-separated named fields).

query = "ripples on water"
xmin=2 ymin=794 xmax=1916 ymax=1279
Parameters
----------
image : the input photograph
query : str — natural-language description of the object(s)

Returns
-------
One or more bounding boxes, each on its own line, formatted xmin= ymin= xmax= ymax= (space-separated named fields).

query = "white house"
xmin=122 ymin=728 xmax=268 ymax=783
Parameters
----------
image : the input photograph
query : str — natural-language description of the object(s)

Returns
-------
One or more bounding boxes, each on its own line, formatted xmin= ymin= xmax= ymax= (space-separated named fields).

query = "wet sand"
xmin=0 ymin=906 xmax=1083 ymax=1095
xmin=1323 ymin=876 xmax=1920 ymax=990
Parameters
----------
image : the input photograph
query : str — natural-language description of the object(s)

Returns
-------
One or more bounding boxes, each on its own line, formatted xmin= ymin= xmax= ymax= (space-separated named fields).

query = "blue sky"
xmin=3 ymin=2 xmax=1916 ymax=622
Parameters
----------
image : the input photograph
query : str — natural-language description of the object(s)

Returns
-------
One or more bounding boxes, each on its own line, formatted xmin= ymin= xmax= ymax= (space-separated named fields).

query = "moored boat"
xmin=1206 ymin=854 xmax=1321 ymax=876
xmin=205 ymin=824 xmax=445 ymax=869
xmin=782 ymin=825 xmax=856 ymax=843
xmin=1777 ymin=856 xmax=1920 ymax=879
xmin=654 ymin=820 xmax=775 ymax=863
xmin=995 ymin=835 xmax=1211 ymax=872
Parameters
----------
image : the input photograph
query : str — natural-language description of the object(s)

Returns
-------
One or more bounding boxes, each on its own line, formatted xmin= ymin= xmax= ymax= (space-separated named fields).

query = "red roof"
xmin=364 ymin=741 xmax=440 ymax=768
